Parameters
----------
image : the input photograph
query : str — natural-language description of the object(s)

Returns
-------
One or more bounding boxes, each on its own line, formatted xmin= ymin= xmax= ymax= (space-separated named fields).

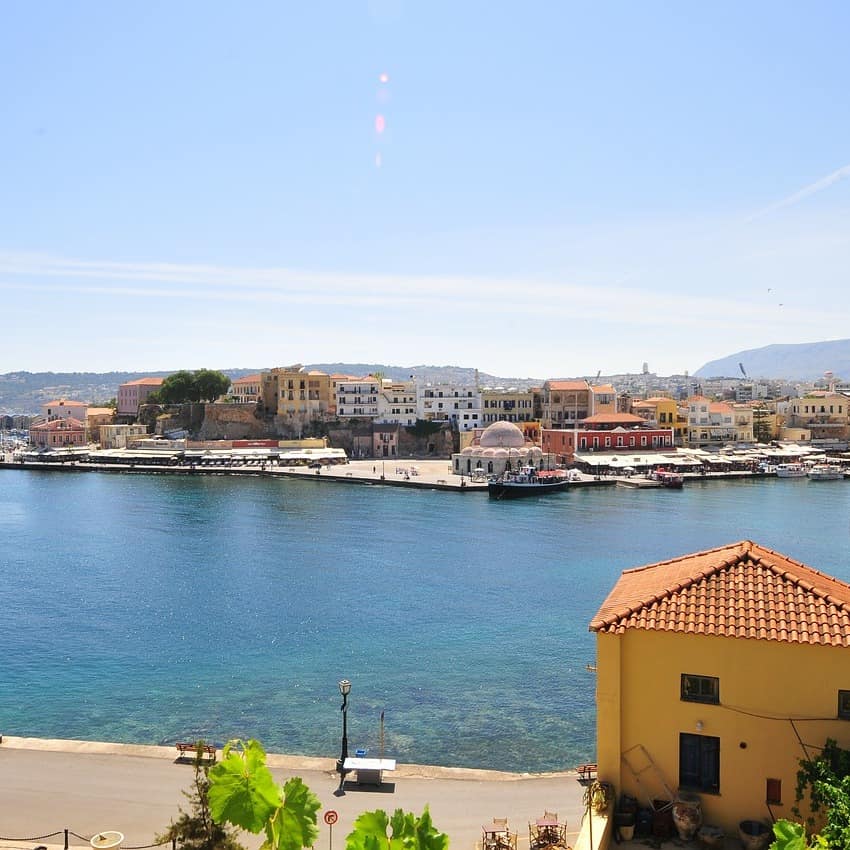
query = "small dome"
xmin=493 ymin=449 xmax=508 ymax=457
xmin=479 ymin=420 xmax=525 ymax=449
xmin=461 ymin=446 xmax=474 ymax=455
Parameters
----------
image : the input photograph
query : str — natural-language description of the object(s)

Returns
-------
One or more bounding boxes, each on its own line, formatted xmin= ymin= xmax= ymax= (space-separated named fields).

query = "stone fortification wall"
xmin=197 ymin=403 xmax=272 ymax=441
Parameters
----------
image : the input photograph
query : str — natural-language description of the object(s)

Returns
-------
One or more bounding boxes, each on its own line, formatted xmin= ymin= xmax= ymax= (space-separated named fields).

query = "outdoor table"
xmin=343 ymin=757 xmax=396 ymax=786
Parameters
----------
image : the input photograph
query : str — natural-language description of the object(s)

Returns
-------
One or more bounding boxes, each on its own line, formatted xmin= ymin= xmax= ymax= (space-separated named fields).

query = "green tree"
xmin=158 ymin=742 xmax=245 ymax=850
xmin=195 ymin=369 xmax=232 ymax=402
xmin=753 ymin=403 xmax=772 ymax=443
xmin=153 ymin=370 xmax=231 ymax=404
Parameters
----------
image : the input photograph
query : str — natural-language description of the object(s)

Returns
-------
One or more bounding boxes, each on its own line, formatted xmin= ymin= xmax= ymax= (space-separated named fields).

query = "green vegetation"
xmin=769 ymin=738 xmax=850 ymax=849
xmin=152 ymin=370 xmax=231 ymax=404
xmin=207 ymin=739 xmax=320 ymax=850
xmin=346 ymin=807 xmax=449 ymax=850
xmin=206 ymin=738 xmax=448 ymax=850
xmin=158 ymin=742 xmax=245 ymax=850
xmin=405 ymin=419 xmax=444 ymax=438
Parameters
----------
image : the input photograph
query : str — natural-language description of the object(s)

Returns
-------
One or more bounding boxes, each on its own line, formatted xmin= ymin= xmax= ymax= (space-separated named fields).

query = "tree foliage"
xmin=153 ymin=369 xmax=231 ymax=404
xmin=158 ymin=742 xmax=245 ymax=850
xmin=208 ymin=739 xmax=320 ymax=850
xmin=771 ymin=738 xmax=850 ymax=849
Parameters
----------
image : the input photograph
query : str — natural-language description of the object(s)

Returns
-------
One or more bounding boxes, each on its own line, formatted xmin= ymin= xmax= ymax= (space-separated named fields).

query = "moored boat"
xmin=648 ymin=467 xmax=684 ymax=489
xmin=488 ymin=466 xmax=569 ymax=499
xmin=775 ymin=463 xmax=807 ymax=478
xmin=807 ymin=464 xmax=844 ymax=481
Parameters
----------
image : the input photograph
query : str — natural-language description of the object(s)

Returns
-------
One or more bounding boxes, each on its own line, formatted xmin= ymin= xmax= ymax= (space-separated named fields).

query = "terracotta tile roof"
xmin=590 ymin=541 xmax=850 ymax=647
xmin=232 ymin=374 xmax=263 ymax=384
xmin=592 ymin=384 xmax=616 ymax=394
xmin=547 ymin=380 xmax=588 ymax=391
xmin=123 ymin=377 xmax=164 ymax=386
xmin=582 ymin=413 xmax=646 ymax=424
xmin=44 ymin=399 xmax=87 ymax=407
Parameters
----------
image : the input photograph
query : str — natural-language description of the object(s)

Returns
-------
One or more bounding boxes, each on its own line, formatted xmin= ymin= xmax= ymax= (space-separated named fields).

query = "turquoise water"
xmin=2 ymin=470 xmax=850 ymax=772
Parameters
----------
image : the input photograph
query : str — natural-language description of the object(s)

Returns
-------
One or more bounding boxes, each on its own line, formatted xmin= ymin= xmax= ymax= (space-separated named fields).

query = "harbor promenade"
xmin=0 ymin=737 xmax=588 ymax=850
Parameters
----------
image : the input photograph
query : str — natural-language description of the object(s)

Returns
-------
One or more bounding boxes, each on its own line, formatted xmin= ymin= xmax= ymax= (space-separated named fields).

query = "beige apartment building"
xmin=230 ymin=373 xmax=263 ymax=404
xmin=480 ymin=388 xmax=535 ymax=423
xmin=782 ymin=390 xmax=850 ymax=441
xmin=261 ymin=366 xmax=332 ymax=421
xmin=541 ymin=380 xmax=616 ymax=428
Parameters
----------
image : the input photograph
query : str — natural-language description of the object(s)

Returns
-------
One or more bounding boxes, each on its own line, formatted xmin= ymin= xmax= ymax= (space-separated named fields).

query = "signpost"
xmin=325 ymin=809 xmax=338 ymax=850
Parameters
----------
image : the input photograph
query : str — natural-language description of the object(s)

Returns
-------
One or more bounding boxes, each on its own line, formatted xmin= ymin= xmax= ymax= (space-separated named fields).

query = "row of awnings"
xmin=574 ymin=443 xmax=831 ymax=468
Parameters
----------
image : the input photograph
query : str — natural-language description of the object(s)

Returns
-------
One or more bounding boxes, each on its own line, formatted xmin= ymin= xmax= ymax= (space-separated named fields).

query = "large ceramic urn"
xmin=671 ymin=793 xmax=702 ymax=841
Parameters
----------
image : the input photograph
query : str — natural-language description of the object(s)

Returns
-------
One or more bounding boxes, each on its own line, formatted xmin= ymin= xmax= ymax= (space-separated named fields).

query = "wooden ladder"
xmin=620 ymin=744 xmax=674 ymax=810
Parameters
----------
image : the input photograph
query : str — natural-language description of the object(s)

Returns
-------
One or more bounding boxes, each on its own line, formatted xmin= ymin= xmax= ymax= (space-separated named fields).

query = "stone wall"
xmin=198 ymin=402 xmax=272 ymax=441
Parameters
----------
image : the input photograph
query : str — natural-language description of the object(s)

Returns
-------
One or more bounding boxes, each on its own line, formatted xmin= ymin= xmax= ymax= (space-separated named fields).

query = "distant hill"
xmin=0 ymin=365 xmax=544 ymax=416
xmin=695 ymin=339 xmax=850 ymax=381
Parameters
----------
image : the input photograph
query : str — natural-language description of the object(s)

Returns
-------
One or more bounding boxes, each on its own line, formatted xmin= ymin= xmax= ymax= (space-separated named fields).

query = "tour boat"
xmin=807 ymin=464 xmax=844 ymax=481
xmin=775 ymin=463 xmax=807 ymax=478
xmin=488 ymin=466 xmax=569 ymax=499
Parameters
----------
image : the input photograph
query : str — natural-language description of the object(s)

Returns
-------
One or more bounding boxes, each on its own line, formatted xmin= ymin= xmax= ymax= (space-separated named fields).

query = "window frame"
xmin=681 ymin=673 xmax=720 ymax=705
xmin=838 ymin=690 xmax=850 ymax=720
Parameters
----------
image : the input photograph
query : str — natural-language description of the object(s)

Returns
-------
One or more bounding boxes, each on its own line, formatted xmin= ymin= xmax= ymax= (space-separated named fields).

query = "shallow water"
xmin=2 ymin=469 xmax=848 ymax=771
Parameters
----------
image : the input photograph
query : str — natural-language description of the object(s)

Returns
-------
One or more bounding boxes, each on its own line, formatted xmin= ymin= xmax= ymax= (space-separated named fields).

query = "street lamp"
xmin=336 ymin=679 xmax=351 ymax=783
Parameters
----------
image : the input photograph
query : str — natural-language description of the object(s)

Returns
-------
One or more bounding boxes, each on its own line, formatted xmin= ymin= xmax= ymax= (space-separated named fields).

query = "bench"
xmin=575 ymin=763 xmax=597 ymax=781
xmin=176 ymin=742 xmax=217 ymax=761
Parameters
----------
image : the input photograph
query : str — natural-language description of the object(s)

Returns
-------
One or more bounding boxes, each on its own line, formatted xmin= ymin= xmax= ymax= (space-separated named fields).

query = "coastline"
xmin=0 ymin=734 xmax=573 ymax=780
xmin=0 ymin=735 xmax=588 ymax=850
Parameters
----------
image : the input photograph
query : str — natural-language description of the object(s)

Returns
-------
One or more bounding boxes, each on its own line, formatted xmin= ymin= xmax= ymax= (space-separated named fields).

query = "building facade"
xmin=590 ymin=541 xmax=850 ymax=838
xmin=418 ymin=382 xmax=482 ymax=432
xmin=30 ymin=416 xmax=87 ymax=448
xmin=117 ymin=378 xmax=164 ymax=417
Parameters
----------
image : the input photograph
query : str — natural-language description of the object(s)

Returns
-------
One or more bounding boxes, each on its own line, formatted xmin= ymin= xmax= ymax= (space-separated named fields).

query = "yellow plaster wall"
xmin=596 ymin=628 xmax=850 ymax=835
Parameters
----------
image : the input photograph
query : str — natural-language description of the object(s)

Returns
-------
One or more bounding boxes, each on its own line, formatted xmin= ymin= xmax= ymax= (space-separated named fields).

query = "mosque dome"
xmin=479 ymin=421 xmax=525 ymax=449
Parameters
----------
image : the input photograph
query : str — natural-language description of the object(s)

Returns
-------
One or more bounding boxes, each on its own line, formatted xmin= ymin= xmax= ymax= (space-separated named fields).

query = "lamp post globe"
xmin=337 ymin=679 xmax=351 ymax=781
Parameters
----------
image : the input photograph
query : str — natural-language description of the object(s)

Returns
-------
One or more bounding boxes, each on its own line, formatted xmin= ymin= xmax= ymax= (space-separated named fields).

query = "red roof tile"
xmin=589 ymin=541 xmax=850 ymax=647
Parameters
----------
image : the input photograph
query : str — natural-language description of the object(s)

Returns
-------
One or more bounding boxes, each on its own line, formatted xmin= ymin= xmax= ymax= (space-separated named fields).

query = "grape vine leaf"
xmin=346 ymin=807 xmax=448 ymax=850
xmin=208 ymin=739 xmax=282 ymax=833
xmin=264 ymin=778 xmax=321 ymax=850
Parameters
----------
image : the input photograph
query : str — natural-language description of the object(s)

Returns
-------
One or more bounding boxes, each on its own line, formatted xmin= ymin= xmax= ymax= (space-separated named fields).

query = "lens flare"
xmin=379 ymin=72 xmax=389 ymax=84
xmin=375 ymin=114 xmax=386 ymax=134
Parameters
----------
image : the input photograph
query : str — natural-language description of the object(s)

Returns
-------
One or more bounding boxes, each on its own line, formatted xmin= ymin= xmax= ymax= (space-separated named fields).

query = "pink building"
xmin=117 ymin=377 xmax=164 ymax=417
xmin=30 ymin=417 xmax=87 ymax=448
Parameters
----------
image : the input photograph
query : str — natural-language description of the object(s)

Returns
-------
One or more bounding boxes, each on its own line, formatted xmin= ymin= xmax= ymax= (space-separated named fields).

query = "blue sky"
xmin=2 ymin=1 xmax=849 ymax=378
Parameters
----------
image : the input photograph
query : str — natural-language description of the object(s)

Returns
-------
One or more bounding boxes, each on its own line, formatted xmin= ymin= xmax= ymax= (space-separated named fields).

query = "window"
xmin=838 ymin=690 xmax=850 ymax=719
xmin=681 ymin=674 xmax=719 ymax=704
xmin=679 ymin=733 xmax=719 ymax=793
xmin=766 ymin=778 xmax=782 ymax=805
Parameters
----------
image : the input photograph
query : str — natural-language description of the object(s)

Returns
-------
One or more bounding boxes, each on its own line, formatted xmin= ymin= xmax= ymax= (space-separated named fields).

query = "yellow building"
xmin=590 ymin=541 xmax=850 ymax=842
xmin=261 ymin=366 xmax=331 ymax=421
xmin=631 ymin=396 xmax=683 ymax=442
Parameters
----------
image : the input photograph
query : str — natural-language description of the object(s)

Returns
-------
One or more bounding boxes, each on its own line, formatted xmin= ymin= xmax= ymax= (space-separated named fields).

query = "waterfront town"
xmin=5 ymin=366 xmax=850 ymax=850
xmin=3 ymin=365 xmax=850 ymax=483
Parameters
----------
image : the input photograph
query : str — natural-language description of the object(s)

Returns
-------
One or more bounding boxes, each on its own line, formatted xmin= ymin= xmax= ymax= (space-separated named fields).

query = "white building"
xmin=376 ymin=379 xmax=417 ymax=426
xmin=336 ymin=376 xmax=380 ymax=418
xmin=417 ymin=381 xmax=482 ymax=432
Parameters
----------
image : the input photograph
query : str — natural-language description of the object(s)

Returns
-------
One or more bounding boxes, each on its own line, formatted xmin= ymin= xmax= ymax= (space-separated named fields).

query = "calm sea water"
xmin=2 ymin=469 xmax=850 ymax=772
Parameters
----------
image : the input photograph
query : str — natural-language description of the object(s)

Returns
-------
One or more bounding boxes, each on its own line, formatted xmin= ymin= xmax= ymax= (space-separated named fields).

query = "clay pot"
xmin=672 ymin=793 xmax=702 ymax=841
xmin=738 ymin=820 xmax=771 ymax=850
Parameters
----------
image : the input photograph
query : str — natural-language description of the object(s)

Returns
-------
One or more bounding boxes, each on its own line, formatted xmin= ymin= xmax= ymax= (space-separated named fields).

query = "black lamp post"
xmin=336 ymin=679 xmax=351 ymax=782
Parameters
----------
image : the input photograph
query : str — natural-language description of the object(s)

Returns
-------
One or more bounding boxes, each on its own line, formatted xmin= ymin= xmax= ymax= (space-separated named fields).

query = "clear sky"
xmin=2 ymin=1 xmax=849 ymax=378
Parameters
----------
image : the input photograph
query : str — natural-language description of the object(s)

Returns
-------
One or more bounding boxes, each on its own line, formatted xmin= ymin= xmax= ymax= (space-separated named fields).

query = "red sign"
xmin=324 ymin=811 xmax=339 ymax=826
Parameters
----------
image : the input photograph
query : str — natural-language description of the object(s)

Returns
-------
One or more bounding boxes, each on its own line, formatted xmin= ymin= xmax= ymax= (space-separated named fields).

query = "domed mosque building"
xmin=452 ymin=420 xmax=549 ymax=477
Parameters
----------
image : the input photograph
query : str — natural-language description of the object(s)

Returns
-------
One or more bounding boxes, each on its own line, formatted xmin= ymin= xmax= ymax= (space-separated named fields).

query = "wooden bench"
xmin=575 ymin=762 xmax=597 ymax=781
xmin=176 ymin=742 xmax=217 ymax=761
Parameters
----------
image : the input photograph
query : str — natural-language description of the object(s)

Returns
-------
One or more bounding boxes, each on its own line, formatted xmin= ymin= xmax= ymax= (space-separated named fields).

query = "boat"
xmin=775 ymin=463 xmax=807 ymax=478
xmin=648 ymin=467 xmax=684 ymax=489
xmin=807 ymin=464 xmax=844 ymax=481
xmin=488 ymin=466 xmax=569 ymax=499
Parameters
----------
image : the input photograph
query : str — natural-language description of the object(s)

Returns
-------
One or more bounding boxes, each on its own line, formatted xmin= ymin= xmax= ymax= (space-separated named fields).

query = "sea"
xmin=2 ymin=469 xmax=850 ymax=773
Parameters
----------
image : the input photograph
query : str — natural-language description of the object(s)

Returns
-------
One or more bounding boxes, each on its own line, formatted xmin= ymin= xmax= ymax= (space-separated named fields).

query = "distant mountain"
xmin=695 ymin=339 xmax=850 ymax=381
xmin=0 ymin=365 xmax=543 ymax=416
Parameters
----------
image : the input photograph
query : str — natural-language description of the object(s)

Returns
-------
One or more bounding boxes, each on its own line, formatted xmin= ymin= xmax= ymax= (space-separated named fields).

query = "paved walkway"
xmin=0 ymin=738 xmax=589 ymax=850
